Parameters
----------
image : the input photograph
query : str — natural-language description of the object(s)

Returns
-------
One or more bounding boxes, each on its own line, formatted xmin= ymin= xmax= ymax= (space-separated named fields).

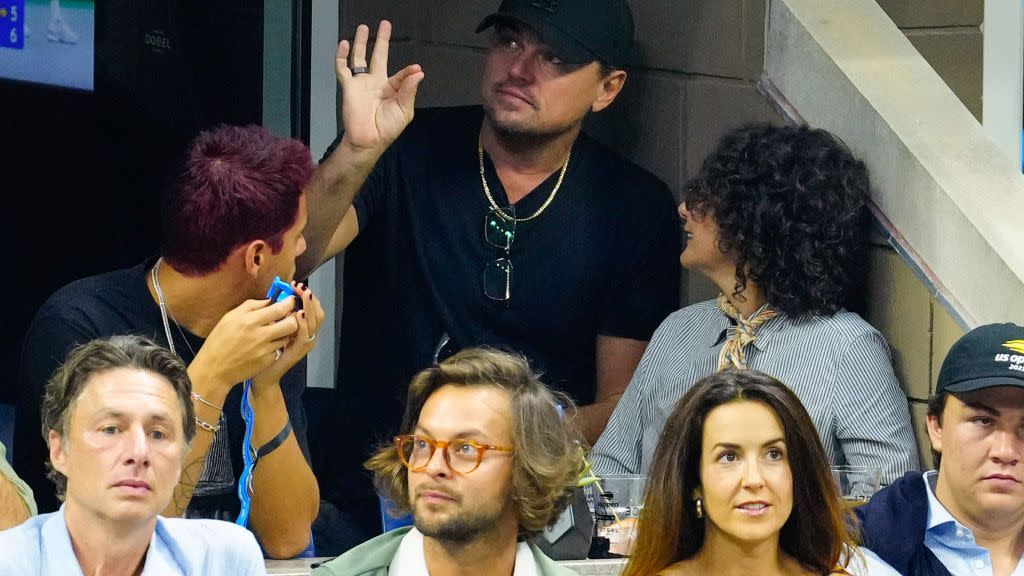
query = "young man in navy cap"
xmin=856 ymin=323 xmax=1024 ymax=576
xmin=300 ymin=0 xmax=680 ymax=545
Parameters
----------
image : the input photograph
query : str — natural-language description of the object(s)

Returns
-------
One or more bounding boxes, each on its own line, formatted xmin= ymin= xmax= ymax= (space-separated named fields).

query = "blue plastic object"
xmin=380 ymin=495 xmax=415 ymax=532
xmin=297 ymin=533 xmax=316 ymax=558
xmin=267 ymin=276 xmax=301 ymax=310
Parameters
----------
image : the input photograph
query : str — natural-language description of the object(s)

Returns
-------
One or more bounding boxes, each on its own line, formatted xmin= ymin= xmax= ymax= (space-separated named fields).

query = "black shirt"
xmin=318 ymin=106 xmax=680 ymax=534
xmin=14 ymin=258 xmax=310 ymax=517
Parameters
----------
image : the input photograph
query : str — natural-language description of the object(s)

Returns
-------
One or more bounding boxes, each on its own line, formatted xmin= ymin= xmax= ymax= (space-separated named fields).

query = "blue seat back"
xmin=380 ymin=495 xmax=414 ymax=532
xmin=0 ymin=403 xmax=14 ymax=464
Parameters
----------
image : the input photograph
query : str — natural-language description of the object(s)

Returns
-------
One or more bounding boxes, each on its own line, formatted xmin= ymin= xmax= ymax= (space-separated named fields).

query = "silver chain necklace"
xmin=151 ymin=258 xmax=197 ymax=358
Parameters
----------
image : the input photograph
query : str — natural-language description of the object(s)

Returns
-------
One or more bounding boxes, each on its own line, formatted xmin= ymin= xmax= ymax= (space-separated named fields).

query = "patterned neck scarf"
xmin=716 ymin=294 xmax=779 ymax=370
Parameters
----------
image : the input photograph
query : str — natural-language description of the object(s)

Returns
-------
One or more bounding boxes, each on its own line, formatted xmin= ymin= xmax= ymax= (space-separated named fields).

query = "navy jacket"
xmin=855 ymin=471 xmax=951 ymax=576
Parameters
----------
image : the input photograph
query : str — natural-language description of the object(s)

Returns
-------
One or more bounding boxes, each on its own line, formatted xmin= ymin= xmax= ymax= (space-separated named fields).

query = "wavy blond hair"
xmin=365 ymin=347 xmax=584 ymax=539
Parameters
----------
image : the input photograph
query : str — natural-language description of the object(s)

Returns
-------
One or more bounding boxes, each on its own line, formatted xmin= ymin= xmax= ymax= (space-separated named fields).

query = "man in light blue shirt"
xmin=0 ymin=335 xmax=266 ymax=575
xmin=857 ymin=323 xmax=1024 ymax=576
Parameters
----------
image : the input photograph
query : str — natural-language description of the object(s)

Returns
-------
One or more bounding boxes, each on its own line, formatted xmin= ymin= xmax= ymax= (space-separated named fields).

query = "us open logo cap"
xmin=936 ymin=323 xmax=1024 ymax=394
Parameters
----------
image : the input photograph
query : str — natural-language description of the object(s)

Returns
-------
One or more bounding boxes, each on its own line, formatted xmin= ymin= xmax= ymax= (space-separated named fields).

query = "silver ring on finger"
xmin=274 ymin=348 xmax=282 ymax=361
xmin=351 ymin=66 xmax=368 ymax=75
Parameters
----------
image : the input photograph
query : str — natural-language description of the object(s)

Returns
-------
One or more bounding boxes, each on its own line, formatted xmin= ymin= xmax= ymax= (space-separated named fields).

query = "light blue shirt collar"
xmin=40 ymin=505 xmax=178 ymax=576
xmin=924 ymin=470 xmax=960 ymax=532
xmin=39 ymin=506 xmax=83 ymax=576
xmin=0 ymin=506 xmax=266 ymax=575
xmin=921 ymin=470 xmax=1024 ymax=576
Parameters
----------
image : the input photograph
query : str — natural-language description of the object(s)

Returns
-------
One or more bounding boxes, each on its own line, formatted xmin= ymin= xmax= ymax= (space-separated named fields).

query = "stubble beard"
xmin=413 ymin=502 xmax=502 ymax=543
xmin=482 ymin=99 xmax=580 ymax=150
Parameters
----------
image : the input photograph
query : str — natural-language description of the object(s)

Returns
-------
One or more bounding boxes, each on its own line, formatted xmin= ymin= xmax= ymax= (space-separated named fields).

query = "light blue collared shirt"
xmin=0 ymin=505 xmax=266 ymax=576
xmin=923 ymin=470 xmax=1024 ymax=576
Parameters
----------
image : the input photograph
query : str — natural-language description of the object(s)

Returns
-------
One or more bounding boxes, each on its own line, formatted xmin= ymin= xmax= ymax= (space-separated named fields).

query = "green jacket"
xmin=312 ymin=527 xmax=580 ymax=576
xmin=0 ymin=441 xmax=36 ymax=518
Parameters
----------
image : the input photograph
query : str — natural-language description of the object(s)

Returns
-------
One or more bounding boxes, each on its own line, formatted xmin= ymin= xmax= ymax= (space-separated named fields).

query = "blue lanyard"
xmin=236 ymin=378 xmax=256 ymax=527
xmin=237 ymin=277 xmax=292 ymax=528
xmin=235 ymin=277 xmax=314 ymax=547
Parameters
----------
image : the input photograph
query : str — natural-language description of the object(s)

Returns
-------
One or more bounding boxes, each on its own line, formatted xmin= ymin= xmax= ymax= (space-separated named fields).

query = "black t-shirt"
xmin=14 ymin=258 xmax=310 ymax=518
xmin=318 ymin=106 xmax=680 ymax=533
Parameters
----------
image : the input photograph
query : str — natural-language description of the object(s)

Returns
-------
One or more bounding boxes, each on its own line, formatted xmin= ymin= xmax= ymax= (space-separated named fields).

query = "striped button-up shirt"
xmin=589 ymin=300 xmax=920 ymax=485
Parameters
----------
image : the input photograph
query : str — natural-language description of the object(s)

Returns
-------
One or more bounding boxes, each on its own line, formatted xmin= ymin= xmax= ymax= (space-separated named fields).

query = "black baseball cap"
xmin=936 ymin=323 xmax=1024 ymax=394
xmin=476 ymin=0 xmax=635 ymax=66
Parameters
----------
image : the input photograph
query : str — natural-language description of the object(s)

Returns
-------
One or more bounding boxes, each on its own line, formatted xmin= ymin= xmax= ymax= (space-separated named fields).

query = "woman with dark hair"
xmin=590 ymin=123 xmax=919 ymax=484
xmin=622 ymin=370 xmax=899 ymax=576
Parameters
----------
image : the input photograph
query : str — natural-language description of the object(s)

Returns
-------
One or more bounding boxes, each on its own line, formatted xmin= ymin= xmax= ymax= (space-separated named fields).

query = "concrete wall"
xmin=867 ymin=0 xmax=979 ymax=467
xmin=865 ymin=237 xmax=964 ymax=469
xmin=334 ymin=1 xmax=986 ymax=468
xmin=875 ymin=0 xmax=979 ymax=467
xmin=879 ymin=0 xmax=983 ymax=120
xmin=765 ymin=0 xmax=1024 ymax=469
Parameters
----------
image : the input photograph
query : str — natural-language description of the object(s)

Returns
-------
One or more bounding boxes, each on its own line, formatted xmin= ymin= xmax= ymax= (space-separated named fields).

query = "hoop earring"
xmin=695 ymin=497 xmax=704 ymax=519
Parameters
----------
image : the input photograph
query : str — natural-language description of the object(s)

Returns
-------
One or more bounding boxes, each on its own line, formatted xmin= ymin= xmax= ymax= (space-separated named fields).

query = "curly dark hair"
xmin=685 ymin=123 xmax=870 ymax=317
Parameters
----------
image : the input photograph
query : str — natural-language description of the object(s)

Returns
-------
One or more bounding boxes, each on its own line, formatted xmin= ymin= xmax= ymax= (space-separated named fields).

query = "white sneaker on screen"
xmin=47 ymin=17 xmax=77 ymax=44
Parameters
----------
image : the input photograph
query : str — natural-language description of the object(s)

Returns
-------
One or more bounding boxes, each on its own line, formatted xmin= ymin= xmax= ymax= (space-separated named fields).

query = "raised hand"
xmin=336 ymin=20 xmax=425 ymax=152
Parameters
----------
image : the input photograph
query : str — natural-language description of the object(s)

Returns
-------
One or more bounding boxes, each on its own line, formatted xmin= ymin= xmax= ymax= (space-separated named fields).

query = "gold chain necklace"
xmin=478 ymin=142 xmax=571 ymax=222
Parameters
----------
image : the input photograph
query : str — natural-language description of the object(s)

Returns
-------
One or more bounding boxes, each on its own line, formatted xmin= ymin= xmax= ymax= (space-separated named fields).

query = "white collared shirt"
xmin=389 ymin=527 xmax=539 ymax=576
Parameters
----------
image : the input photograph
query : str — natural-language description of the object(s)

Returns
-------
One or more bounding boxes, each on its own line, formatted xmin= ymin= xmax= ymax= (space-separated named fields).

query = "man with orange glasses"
xmin=312 ymin=349 xmax=581 ymax=576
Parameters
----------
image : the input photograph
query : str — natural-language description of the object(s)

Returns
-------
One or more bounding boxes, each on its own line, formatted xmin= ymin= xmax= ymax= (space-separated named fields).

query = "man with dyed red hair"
xmin=16 ymin=124 xmax=324 ymax=559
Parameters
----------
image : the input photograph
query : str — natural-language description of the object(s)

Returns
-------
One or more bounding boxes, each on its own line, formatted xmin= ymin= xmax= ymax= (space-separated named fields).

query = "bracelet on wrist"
xmin=191 ymin=390 xmax=223 ymax=412
xmin=195 ymin=414 xmax=222 ymax=433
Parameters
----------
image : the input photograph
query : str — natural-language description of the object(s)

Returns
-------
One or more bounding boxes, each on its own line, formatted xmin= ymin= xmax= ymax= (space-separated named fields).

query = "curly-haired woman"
xmin=590 ymin=124 xmax=919 ymax=485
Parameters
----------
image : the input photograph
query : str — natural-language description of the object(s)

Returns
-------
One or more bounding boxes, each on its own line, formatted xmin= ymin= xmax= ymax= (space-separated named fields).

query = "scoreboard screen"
xmin=0 ymin=0 xmax=93 ymax=91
